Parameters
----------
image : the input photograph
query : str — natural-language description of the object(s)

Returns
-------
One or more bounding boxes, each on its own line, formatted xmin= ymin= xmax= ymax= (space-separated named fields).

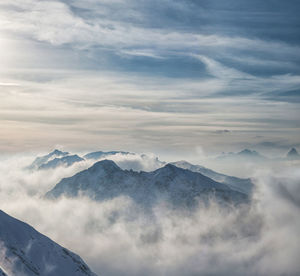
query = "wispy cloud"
xmin=0 ymin=0 xmax=299 ymax=153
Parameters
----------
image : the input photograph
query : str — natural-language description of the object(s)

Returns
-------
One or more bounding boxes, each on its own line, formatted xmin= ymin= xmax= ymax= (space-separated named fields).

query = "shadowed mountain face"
xmin=0 ymin=210 xmax=97 ymax=276
xmin=171 ymin=161 xmax=253 ymax=195
xmin=46 ymin=160 xmax=249 ymax=207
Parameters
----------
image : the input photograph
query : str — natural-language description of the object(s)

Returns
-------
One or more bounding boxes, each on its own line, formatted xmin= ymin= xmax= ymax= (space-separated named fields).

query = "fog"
xmin=0 ymin=153 xmax=299 ymax=276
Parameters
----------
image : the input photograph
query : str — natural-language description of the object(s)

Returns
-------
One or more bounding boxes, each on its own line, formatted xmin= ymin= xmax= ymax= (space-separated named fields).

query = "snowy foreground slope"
xmin=46 ymin=160 xmax=249 ymax=206
xmin=0 ymin=267 xmax=7 ymax=276
xmin=0 ymin=210 xmax=97 ymax=276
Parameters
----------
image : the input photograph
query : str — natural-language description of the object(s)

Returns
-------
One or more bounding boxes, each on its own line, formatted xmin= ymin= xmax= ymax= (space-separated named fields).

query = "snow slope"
xmin=27 ymin=149 xmax=70 ymax=170
xmin=0 ymin=267 xmax=7 ymax=276
xmin=38 ymin=155 xmax=84 ymax=170
xmin=0 ymin=210 xmax=97 ymax=276
xmin=171 ymin=161 xmax=253 ymax=194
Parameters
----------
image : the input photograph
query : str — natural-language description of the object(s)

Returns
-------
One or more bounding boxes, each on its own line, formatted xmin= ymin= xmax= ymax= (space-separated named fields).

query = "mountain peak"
xmin=89 ymin=159 xmax=121 ymax=172
xmin=287 ymin=148 xmax=300 ymax=159
xmin=161 ymin=163 xmax=182 ymax=172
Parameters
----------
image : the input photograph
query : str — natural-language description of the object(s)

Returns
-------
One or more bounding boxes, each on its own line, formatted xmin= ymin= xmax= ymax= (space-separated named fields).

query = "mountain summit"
xmin=287 ymin=148 xmax=300 ymax=160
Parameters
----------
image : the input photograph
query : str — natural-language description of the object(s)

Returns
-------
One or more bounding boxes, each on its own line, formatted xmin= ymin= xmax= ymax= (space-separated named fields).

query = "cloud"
xmin=0 ymin=153 xmax=300 ymax=275
xmin=0 ymin=0 xmax=299 ymax=153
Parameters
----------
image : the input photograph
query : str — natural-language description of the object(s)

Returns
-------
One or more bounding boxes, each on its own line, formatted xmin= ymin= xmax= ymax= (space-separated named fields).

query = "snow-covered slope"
xmin=0 ymin=267 xmax=7 ymax=276
xmin=38 ymin=155 xmax=84 ymax=170
xmin=171 ymin=161 xmax=253 ymax=195
xmin=46 ymin=160 xmax=249 ymax=206
xmin=27 ymin=149 xmax=70 ymax=170
xmin=0 ymin=210 xmax=97 ymax=276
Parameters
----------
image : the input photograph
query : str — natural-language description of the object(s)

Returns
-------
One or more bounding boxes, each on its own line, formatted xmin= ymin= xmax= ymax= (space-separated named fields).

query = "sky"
xmin=0 ymin=0 xmax=300 ymax=157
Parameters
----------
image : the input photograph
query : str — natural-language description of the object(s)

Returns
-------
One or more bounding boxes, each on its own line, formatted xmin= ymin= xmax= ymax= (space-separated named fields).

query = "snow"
xmin=171 ymin=160 xmax=253 ymax=195
xmin=0 ymin=210 xmax=97 ymax=276
xmin=27 ymin=149 xmax=70 ymax=170
xmin=38 ymin=155 xmax=84 ymax=170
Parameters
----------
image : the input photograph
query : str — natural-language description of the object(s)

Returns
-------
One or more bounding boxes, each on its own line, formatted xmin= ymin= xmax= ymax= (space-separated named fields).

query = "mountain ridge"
xmin=46 ymin=160 xmax=249 ymax=207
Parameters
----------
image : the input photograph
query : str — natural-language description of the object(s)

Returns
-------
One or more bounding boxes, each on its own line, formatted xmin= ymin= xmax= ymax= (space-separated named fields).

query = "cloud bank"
xmin=0 ymin=153 xmax=299 ymax=275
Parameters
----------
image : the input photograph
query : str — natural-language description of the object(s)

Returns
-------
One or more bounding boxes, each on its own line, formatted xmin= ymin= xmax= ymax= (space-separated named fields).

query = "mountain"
xmin=46 ymin=160 xmax=249 ymax=207
xmin=38 ymin=155 xmax=84 ymax=170
xmin=171 ymin=161 xmax=253 ymax=195
xmin=286 ymin=148 xmax=300 ymax=160
xmin=27 ymin=149 xmax=69 ymax=170
xmin=84 ymin=151 xmax=130 ymax=160
xmin=217 ymin=149 xmax=266 ymax=162
xmin=0 ymin=210 xmax=97 ymax=276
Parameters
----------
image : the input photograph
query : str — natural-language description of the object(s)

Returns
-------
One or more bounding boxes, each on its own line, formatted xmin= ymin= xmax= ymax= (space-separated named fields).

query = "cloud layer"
xmin=0 ymin=153 xmax=300 ymax=275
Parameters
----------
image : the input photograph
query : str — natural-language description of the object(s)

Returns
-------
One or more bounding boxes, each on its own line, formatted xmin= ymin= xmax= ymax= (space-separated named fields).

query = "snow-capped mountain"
xmin=46 ymin=160 xmax=249 ymax=207
xmin=171 ymin=161 xmax=253 ymax=195
xmin=28 ymin=149 xmax=165 ymax=172
xmin=38 ymin=155 xmax=84 ymax=170
xmin=27 ymin=149 xmax=70 ymax=170
xmin=0 ymin=210 xmax=97 ymax=276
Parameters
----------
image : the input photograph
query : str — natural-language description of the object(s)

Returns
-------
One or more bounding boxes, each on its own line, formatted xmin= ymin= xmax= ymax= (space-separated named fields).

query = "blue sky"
xmin=0 ymin=0 xmax=299 ymax=156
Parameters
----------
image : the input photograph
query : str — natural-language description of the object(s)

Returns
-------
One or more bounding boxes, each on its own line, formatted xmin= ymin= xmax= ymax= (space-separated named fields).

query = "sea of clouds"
xmin=0 ymin=152 xmax=299 ymax=276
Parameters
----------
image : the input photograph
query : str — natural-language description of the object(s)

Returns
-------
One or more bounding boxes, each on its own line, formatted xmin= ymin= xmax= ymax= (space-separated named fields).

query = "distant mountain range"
xmin=27 ymin=147 xmax=300 ymax=173
xmin=27 ymin=149 xmax=70 ymax=170
xmin=45 ymin=160 xmax=249 ymax=207
xmin=28 ymin=149 xmax=165 ymax=172
xmin=0 ymin=210 xmax=96 ymax=276
xmin=38 ymin=154 xmax=84 ymax=170
xmin=217 ymin=149 xmax=267 ymax=161
xmin=26 ymin=147 xmax=300 ymax=209
xmin=216 ymin=147 xmax=300 ymax=162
